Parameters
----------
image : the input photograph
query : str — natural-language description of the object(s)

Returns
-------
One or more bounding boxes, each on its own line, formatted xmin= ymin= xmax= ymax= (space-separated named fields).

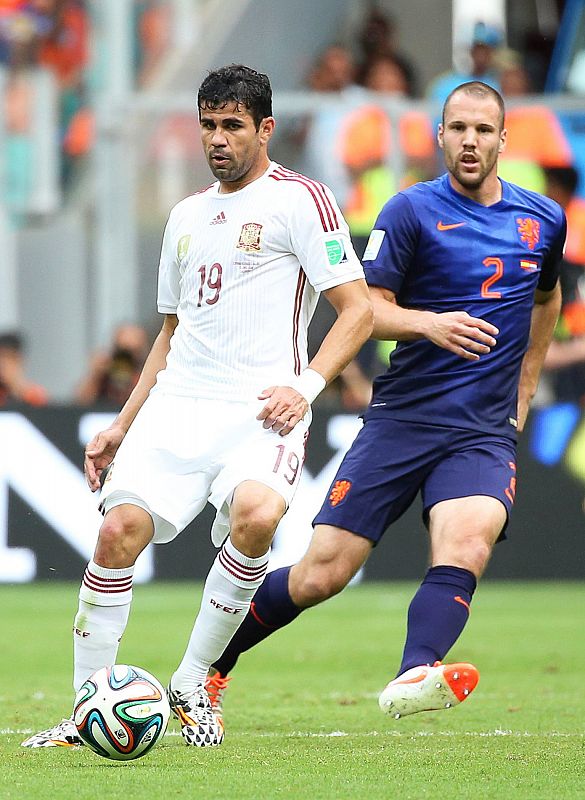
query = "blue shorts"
xmin=313 ymin=418 xmax=517 ymax=544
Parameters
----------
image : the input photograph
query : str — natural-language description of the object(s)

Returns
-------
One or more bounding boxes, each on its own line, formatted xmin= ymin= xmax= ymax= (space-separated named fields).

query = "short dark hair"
xmin=0 ymin=332 xmax=24 ymax=351
xmin=443 ymin=81 xmax=505 ymax=130
xmin=198 ymin=64 xmax=272 ymax=130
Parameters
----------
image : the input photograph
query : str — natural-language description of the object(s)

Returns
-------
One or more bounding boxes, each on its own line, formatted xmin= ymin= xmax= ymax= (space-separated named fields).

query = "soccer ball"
xmin=73 ymin=664 xmax=170 ymax=760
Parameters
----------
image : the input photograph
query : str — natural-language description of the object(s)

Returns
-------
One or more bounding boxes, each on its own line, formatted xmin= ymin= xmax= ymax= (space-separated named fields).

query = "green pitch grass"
xmin=1 ymin=581 xmax=584 ymax=800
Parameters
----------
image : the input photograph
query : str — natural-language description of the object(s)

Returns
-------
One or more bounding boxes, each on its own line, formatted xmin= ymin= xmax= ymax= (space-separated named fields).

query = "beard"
xmin=207 ymin=159 xmax=246 ymax=183
xmin=206 ymin=144 xmax=260 ymax=185
xmin=445 ymin=148 xmax=499 ymax=190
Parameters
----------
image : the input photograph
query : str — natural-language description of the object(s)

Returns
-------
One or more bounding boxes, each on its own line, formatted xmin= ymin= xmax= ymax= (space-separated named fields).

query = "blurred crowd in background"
xmin=0 ymin=1 xmax=584 ymax=418
xmin=0 ymin=0 xmax=171 ymax=202
xmin=0 ymin=0 xmax=88 ymax=190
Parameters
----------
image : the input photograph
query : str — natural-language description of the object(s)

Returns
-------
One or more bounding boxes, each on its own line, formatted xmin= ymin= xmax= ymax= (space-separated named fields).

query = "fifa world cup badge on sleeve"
xmin=363 ymin=229 xmax=385 ymax=261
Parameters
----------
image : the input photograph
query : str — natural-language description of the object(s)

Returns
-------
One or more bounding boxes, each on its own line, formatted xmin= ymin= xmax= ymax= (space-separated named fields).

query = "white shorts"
xmin=99 ymin=391 xmax=310 ymax=546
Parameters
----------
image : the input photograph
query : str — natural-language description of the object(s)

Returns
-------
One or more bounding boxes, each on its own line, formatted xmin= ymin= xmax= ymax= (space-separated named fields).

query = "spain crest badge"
xmin=237 ymin=222 xmax=263 ymax=253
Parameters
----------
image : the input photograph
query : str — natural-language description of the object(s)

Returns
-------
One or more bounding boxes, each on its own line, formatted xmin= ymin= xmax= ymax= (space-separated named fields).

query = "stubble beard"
xmin=447 ymin=150 xmax=499 ymax=191
xmin=208 ymin=159 xmax=244 ymax=183
xmin=207 ymin=144 xmax=259 ymax=185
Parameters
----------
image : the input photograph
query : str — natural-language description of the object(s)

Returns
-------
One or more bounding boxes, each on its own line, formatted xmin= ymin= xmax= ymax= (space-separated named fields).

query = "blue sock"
xmin=397 ymin=565 xmax=477 ymax=676
xmin=212 ymin=566 xmax=301 ymax=676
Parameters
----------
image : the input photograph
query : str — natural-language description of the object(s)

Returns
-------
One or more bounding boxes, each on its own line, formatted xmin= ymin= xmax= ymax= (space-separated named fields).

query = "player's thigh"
xmin=100 ymin=393 xmax=219 ymax=542
xmin=313 ymin=418 xmax=442 ymax=543
xmin=290 ymin=524 xmax=373 ymax=606
xmin=210 ymin=413 xmax=309 ymax=546
xmin=422 ymin=435 xmax=516 ymax=540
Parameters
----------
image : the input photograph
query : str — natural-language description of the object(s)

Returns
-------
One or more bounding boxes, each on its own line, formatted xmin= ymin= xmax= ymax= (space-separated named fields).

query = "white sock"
xmin=73 ymin=560 xmax=133 ymax=692
xmin=172 ymin=538 xmax=269 ymax=692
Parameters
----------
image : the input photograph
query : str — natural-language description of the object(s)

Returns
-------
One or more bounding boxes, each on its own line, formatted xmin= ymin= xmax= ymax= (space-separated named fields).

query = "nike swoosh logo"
xmin=454 ymin=595 xmax=471 ymax=613
xmin=437 ymin=221 xmax=467 ymax=231
xmin=392 ymin=669 xmax=428 ymax=686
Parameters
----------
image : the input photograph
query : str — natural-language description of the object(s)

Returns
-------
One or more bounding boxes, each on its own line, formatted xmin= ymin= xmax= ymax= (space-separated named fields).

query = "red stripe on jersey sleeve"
xmin=275 ymin=166 xmax=339 ymax=230
xmin=270 ymin=171 xmax=332 ymax=232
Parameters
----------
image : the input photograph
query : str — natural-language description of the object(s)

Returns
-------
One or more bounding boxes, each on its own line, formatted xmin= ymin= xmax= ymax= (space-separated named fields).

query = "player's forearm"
xmin=113 ymin=317 xmax=177 ymax=434
xmin=309 ymin=297 xmax=373 ymax=385
xmin=371 ymin=294 xmax=433 ymax=341
xmin=518 ymin=286 xmax=562 ymax=406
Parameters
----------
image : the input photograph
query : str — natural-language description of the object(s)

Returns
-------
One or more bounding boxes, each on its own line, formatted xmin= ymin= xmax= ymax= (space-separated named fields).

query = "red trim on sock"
xmin=454 ymin=595 xmax=471 ymax=613
xmin=249 ymin=601 xmax=278 ymax=629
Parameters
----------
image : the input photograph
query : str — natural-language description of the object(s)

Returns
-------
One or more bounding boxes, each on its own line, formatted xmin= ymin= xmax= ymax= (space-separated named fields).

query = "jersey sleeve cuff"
xmin=312 ymin=267 xmax=365 ymax=292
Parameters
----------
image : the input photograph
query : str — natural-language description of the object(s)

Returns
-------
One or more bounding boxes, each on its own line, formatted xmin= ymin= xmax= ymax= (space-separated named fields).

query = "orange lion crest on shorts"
xmin=329 ymin=479 xmax=352 ymax=507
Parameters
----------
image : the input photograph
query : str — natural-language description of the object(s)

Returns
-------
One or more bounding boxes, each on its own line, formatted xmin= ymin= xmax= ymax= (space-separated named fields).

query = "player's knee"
xmin=96 ymin=509 xmax=152 ymax=566
xmin=231 ymin=511 xmax=280 ymax=555
xmin=454 ymin=535 xmax=493 ymax=576
xmin=231 ymin=494 xmax=285 ymax=554
xmin=471 ymin=538 xmax=493 ymax=574
xmin=233 ymin=504 xmax=281 ymax=535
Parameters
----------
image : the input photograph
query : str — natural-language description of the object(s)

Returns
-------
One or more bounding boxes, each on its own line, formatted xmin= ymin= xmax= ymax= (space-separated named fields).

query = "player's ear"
xmin=437 ymin=124 xmax=444 ymax=150
xmin=259 ymin=116 xmax=276 ymax=145
xmin=498 ymin=127 xmax=507 ymax=153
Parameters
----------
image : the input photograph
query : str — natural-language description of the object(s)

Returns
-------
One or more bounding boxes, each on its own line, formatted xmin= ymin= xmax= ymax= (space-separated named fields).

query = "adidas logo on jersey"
xmin=210 ymin=212 xmax=227 ymax=225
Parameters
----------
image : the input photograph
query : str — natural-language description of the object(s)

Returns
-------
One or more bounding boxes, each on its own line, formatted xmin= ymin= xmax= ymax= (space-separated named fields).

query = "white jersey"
xmin=155 ymin=161 xmax=364 ymax=401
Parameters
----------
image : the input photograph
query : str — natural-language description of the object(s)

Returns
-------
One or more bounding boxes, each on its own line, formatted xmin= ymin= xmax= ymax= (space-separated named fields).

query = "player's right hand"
xmin=84 ymin=425 xmax=126 ymax=492
xmin=257 ymin=385 xmax=309 ymax=436
xmin=427 ymin=311 xmax=499 ymax=360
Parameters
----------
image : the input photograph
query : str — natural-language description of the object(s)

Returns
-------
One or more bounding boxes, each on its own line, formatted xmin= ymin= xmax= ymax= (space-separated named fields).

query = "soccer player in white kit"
xmin=22 ymin=65 xmax=373 ymax=749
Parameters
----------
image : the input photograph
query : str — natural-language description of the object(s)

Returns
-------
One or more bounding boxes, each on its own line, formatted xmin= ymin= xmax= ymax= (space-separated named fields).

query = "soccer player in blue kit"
xmin=203 ymin=81 xmax=566 ymax=729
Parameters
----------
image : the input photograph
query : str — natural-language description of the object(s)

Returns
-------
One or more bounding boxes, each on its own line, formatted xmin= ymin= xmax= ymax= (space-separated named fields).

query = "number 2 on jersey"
xmin=197 ymin=263 xmax=223 ymax=306
xmin=481 ymin=257 xmax=503 ymax=298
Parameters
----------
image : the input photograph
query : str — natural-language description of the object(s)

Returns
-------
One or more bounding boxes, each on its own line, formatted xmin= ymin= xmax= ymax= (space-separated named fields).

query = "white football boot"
xmin=379 ymin=661 xmax=479 ymax=719
xmin=167 ymin=683 xmax=225 ymax=747
xmin=21 ymin=718 xmax=83 ymax=748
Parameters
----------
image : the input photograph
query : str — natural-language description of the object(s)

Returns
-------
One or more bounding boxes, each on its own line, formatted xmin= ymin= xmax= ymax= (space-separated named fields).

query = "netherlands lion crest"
xmin=516 ymin=217 xmax=540 ymax=251
xmin=329 ymin=479 xmax=352 ymax=507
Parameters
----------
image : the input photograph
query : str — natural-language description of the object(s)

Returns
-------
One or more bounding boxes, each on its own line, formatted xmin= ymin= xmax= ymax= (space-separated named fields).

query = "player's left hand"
xmin=257 ymin=386 xmax=309 ymax=436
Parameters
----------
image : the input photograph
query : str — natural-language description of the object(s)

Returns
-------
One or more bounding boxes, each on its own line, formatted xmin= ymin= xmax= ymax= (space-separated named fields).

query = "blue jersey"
xmin=363 ymin=174 xmax=566 ymax=439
